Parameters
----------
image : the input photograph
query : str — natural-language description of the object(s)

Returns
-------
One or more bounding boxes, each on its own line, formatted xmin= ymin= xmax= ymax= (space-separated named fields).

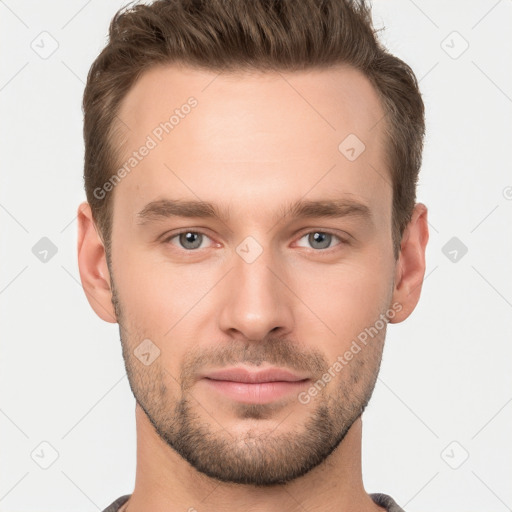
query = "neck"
xmin=124 ymin=404 xmax=383 ymax=512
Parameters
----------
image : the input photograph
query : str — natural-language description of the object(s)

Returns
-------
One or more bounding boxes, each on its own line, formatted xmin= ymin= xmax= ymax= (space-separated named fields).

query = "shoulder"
xmin=101 ymin=494 xmax=131 ymax=512
xmin=370 ymin=492 xmax=406 ymax=512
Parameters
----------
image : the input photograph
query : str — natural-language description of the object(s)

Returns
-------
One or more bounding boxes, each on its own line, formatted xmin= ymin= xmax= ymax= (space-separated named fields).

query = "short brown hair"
xmin=83 ymin=0 xmax=425 ymax=259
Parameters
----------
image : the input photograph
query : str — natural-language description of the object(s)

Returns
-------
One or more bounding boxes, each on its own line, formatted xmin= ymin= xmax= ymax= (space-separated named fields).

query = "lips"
xmin=200 ymin=367 xmax=310 ymax=404
xmin=202 ymin=367 xmax=309 ymax=384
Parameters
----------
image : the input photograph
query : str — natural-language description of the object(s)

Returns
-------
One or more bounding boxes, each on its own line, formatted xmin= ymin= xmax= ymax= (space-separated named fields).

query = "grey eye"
xmin=295 ymin=231 xmax=342 ymax=250
xmin=178 ymin=232 xmax=204 ymax=250
xmin=308 ymin=232 xmax=333 ymax=249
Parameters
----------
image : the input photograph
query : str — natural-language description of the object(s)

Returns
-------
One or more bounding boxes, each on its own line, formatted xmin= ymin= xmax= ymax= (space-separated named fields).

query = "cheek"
xmin=290 ymin=256 xmax=393 ymax=348
xmin=112 ymin=246 xmax=221 ymax=342
xmin=113 ymin=260 xmax=201 ymax=389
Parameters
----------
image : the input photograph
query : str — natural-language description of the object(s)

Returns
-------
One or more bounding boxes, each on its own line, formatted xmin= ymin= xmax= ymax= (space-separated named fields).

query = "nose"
xmin=217 ymin=246 xmax=295 ymax=342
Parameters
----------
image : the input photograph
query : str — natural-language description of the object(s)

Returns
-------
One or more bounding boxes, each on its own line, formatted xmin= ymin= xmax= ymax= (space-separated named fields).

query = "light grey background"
xmin=1 ymin=1 xmax=511 ymax=511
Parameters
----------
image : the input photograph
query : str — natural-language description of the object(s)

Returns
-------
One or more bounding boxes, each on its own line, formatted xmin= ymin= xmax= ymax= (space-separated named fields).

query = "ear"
xmin=389 ymin=203 xmax=429 ymax=323
xmin=77 ymin=201 xmax=117 ymax=323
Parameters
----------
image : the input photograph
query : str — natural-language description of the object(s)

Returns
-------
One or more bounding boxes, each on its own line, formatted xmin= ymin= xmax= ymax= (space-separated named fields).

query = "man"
xmin=77 ymin=0 xmax=428 ymax=510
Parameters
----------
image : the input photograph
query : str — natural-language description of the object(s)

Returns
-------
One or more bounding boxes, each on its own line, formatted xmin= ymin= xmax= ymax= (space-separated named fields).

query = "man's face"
xmin=108 ymin=64 xmax=397 ymax=485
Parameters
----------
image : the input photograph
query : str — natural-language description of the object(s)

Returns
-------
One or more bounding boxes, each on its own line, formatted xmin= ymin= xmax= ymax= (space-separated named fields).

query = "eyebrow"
xmin=136 ymin=197 xmax=373 ymax=227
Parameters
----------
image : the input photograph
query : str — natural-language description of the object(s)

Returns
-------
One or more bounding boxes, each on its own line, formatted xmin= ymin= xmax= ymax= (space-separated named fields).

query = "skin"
xmin=77 ymin=63 xmax=428 ymax=512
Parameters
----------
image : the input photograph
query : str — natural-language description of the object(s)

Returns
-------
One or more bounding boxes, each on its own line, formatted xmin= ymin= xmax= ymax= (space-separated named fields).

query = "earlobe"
xmin=389 ymin=203 xmax=429 ymax=324
xmin=77 ymin=201 xmax=117 ymax=323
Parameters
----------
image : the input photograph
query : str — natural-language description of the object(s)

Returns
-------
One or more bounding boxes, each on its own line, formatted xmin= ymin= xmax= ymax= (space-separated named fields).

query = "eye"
xmin=164 ymin=231 xmax=213 ymax=250
xmin=163 ymin=229 xmax=347 ymax=252
xmin=295 ymin=231 xmax=345 ymax=250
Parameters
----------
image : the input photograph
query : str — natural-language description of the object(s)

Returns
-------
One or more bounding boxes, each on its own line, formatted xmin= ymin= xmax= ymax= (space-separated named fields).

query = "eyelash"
xmin=162 ymin=229 xmax=350 ymax=253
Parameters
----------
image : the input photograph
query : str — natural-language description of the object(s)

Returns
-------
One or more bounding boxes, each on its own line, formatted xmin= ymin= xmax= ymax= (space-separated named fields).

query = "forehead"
xmin=112 ymin=63 xmax=390 ymax=222
xmin=117 ymin=63 xmax=387 ymax=148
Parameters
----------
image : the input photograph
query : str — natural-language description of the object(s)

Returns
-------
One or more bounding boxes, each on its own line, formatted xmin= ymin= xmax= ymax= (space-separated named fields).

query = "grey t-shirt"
xmin=102 ymin=492 xmax=406 ymax=512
